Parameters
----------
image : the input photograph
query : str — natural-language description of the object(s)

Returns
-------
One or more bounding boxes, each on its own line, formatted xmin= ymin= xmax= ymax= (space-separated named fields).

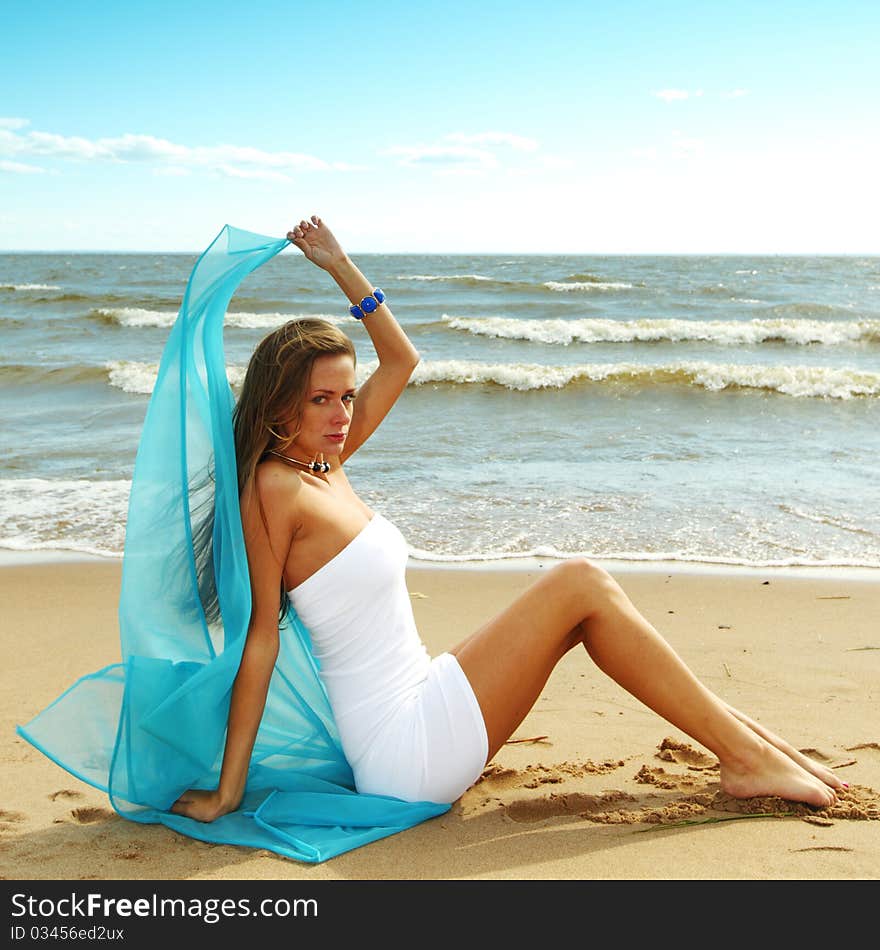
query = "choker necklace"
xmin=267 ymin=449 xmax=331 ymax=474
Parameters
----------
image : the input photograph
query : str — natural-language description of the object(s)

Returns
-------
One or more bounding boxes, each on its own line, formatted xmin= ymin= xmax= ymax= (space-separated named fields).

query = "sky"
xmin=2 ymin=0 xmax=879 ymax=254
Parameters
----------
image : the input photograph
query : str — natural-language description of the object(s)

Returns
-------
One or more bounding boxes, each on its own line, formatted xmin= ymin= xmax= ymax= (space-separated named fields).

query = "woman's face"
xmin=288 ymin=353 xmax=357 ymax=460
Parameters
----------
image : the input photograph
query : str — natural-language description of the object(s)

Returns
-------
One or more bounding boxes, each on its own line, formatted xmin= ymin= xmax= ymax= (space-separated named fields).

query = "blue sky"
xmin=2 ymin=0 xmax=878 ymax=253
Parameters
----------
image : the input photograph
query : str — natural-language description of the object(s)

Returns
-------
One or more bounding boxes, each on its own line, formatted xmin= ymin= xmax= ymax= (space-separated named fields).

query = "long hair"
xmin=194 ymin=318 xmax=357 ymax=626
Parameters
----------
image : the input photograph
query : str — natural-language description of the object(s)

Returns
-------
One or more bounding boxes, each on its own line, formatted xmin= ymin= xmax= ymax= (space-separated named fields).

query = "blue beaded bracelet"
xmin=349 ymin=288 xmax=386 ymax=320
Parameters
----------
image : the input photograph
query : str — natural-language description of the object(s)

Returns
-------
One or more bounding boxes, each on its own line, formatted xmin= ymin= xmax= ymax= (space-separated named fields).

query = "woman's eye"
xmin=343 ymin=393 xmax=356 ymax=403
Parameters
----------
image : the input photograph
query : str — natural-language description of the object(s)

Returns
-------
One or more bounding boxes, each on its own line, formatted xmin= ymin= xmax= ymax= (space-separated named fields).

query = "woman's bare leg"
xmin=451 ymin=559 xmax=841 ymax=807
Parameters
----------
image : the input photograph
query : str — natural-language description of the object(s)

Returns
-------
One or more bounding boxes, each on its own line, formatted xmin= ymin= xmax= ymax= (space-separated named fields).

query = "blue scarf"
xmin=17 ymin=225 xmax=449 ymax=862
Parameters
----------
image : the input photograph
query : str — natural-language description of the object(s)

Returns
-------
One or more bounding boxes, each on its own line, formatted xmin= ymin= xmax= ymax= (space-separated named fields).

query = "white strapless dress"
xmin=287 ymin=512 xmax=488 ymax=804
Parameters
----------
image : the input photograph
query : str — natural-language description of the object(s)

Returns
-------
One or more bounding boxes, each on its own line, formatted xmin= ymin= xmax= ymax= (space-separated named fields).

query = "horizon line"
xmin=2 ymin=248 xmax=879 ymax=257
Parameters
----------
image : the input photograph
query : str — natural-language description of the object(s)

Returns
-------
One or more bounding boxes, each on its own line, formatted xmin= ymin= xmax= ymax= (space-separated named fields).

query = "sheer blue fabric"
xmin=17 ymin=225 xmax=449 ymax=863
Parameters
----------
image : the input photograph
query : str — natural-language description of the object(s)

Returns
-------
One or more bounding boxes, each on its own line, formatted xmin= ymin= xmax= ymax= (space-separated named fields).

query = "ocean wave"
xmin=564 ymin=271 xmax=627 ymax=284
xmin=105 ymin=360 xmax=161 ymax=394
xmin=103 ymin=360 xmax=250 ymax=394
xmin=8 ymin=289 xmax=180 ymax=308
xmin=543 ymin=280 xmax=633 ymax=292
xmin=396 ymin=273 xmax=538 ymax=292
xmin=693 ymin=283 xmax=732 ymax=296
xmin=397 ymin=273 xmax=496 ymax=283
xmin=778 ymin=503 xmax=875 ymax=536
xmin=395 ymin=273 xmax=633 ymax=293
xmin=763 ymin=301 xmax=862 ymax=320
xmin=90 ymin=307 xmax=179 ymax=328
xmin=90 ymin=308 xmax=345 ymax=329
xmin=0 ymin=477 xmax=129 ymax=558
xmin=99 ymin=357 xmax=880 ymax=400
xmin=406 ymin=359 xmax=880 ymax=398
xmin=0 ymin=362 xmax=109 ymax=386
xmin=405 ymin=545 xmax=880 ymax=570
xmin=441 ymin=315 xmax=880 ymax=346
xmin=0 ymin=283 xmax=62 ymax=291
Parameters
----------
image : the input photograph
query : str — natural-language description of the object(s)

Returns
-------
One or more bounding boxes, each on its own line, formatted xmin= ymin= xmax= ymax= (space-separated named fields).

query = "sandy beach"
xmin=2 ymin=557 xmax=878 ymax=881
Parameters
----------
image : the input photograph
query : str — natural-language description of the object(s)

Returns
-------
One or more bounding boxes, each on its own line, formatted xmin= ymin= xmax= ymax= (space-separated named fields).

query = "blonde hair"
xmin=196 ymin=318 xmax=356 ymax=624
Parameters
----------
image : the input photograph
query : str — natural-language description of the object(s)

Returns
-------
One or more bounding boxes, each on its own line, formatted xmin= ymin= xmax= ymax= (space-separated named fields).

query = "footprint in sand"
xmin=475 ymin=759 xmax=625 ymax=792
xmin=506 ymin=789 xmax=637 ymax=823
xmin=49 ymin=789 xmax=84 ymax=802
xmin=474 ymin=763 xmax=521 ymax=790
xmin=635 ymin=764 xmax=704 ymax=791
xmin=112 ymin=849 xmax=142 ymax=860
xmin=0 ymin=809 xmax=27 ymax=832
xmin=655 ymin=737 xmax=718 ymax=771
xmin=503 ymin=784 xmax=721 ymax=826
xmin=70 ymin=807 xmax=114 ymax=824
xmin=464 ymin=760 xmax=628 ymax=819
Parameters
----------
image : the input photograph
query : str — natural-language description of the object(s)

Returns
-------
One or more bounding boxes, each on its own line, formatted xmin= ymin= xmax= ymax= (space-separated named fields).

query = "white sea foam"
xmin=105 ymin=360 xmax=251 ymax=393
xmin=778 ymin=503 xmax=875 ymax=536
xmin=106 ymin=356 xmax=880 ymax=399
xmin=96 ymin=307 xmax=344 ymax=329
xmin=408 ymin=358 xmax=880 ymax=398
xmin=0 ymin=477 xmax=129 ymax=557
xmin=105 ymin=359 xmax=368 ymax=394
xmin=222 ymin=312 xmax=346 ymax=329
xmin=406 ymin=544 xmax=880 ymax=570
xmin=396 ymin=274 xmax=494 ymax=282
xmin=0 ymin=283 xmax=61 ymax=291
xmin=543 ymin=280 xmax=633 ymax=291
xmin=105 ymin=360 xmax=160 ymax=394
xmin=96 ymin=307 xmax=178 ymax=327
xmin=441 ymin=315 xmax=880 ymax=346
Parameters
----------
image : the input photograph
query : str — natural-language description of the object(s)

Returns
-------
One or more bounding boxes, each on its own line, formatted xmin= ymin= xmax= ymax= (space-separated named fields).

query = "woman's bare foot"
xmin=719 ymin=737 xmax=837 ymax=808
xmin=725 ymin=704 xmax=846 ymax=791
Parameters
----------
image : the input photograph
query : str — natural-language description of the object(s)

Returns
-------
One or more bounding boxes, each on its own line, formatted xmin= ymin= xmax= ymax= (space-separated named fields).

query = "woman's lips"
xmin=325 ymin=433 xmax=346 ymax=443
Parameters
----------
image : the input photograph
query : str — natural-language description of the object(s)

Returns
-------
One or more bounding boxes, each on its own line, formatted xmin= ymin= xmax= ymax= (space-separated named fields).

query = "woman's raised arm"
xmin=288 ymin=216 xmax=420 ymax=461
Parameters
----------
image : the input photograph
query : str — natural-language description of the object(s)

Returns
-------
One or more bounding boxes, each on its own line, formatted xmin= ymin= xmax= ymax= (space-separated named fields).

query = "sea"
xmin=1 ymin=248 xmax=878 ymax=574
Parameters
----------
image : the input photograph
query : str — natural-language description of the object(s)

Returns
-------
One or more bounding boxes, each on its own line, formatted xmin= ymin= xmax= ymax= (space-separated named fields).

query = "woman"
xmin=171 ymin=215 xmax=844 ymax=822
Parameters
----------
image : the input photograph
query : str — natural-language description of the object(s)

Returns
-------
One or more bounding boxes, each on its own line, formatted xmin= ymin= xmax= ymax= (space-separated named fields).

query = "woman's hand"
xmin=169 ymin=788 xmax=235 ymax=823
xmin=287 ymin=215 xmax=347 ymax=271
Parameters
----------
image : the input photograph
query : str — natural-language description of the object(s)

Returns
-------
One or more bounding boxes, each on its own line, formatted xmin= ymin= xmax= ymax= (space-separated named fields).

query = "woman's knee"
xmin=552 ymin=556 xmax=613 ymax=588
xmin=550 ymin=557 xmax=622 ymax=613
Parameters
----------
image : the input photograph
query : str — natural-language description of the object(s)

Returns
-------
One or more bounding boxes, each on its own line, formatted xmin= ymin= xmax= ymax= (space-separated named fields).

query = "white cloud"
xmin=382 ymin=143 xmax=499 ymax=170
xmin=721 ymin=88 xmax=750 ymax=99
xmin=0 ymin=117 xmax=30 ymax=130
xmin=0 ymin=160 xmax=47 ymax=174
xmin=629 ymin=133 xmax=705 ymax=162
xmin=215 ymin=164 xmax=293 ymax=183
xmin=444 ymin=131 xmax=539 ymax=152
xmin=0 ymin=124 xmax=341 ymax=178
xmin=384 ymin=130 xmax=549 ymax=174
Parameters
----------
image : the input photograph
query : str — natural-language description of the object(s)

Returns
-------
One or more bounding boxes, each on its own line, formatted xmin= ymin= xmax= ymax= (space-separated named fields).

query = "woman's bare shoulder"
xmin=253 ymin=457 xmax=304 ymax=495
xmin=243 ymin=459 xmax=304 ymax=526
